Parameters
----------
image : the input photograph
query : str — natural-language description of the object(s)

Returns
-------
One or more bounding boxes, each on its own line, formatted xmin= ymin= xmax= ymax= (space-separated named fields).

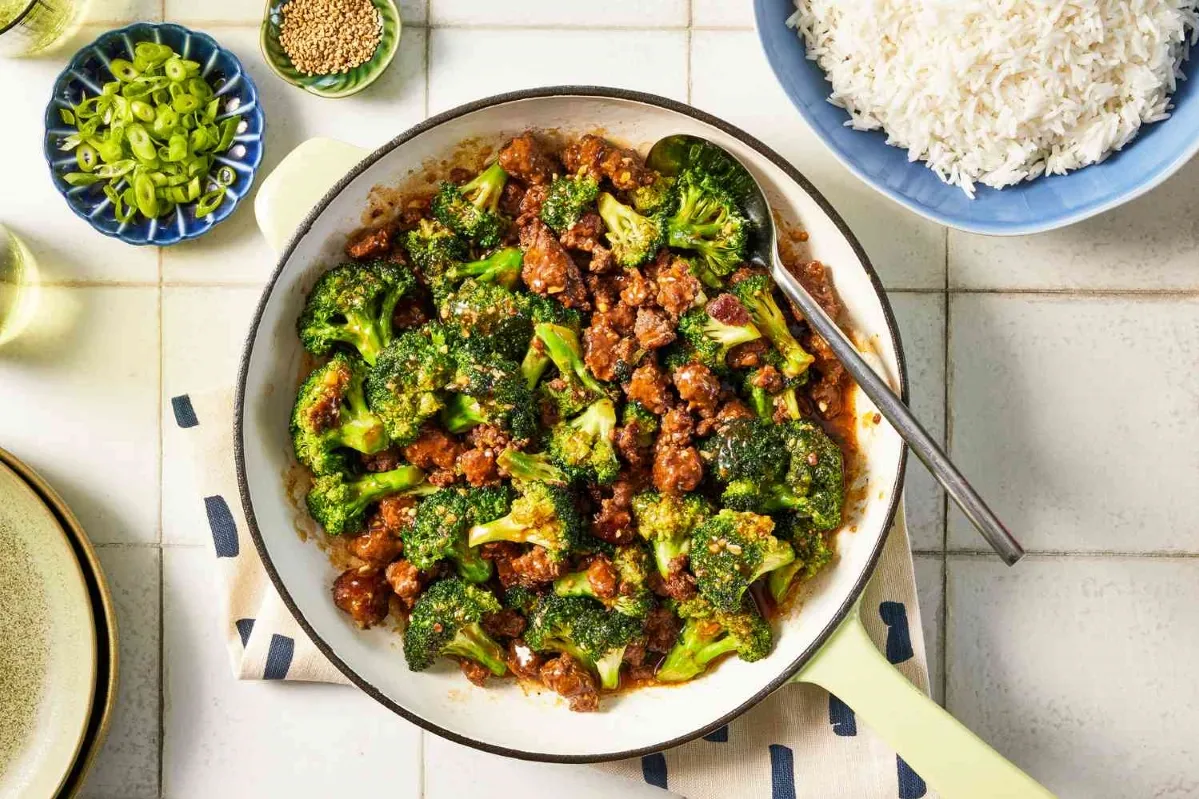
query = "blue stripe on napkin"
xmin=879 ymin=601 xmax=914 ymax=665
xmin=641 ymin=753 xmax=668 ymax=789
xmin=703 ymin=726 xmax=729 ymax=743
xmin=897 ymin=756 xmax=927 ymax=798
xmin=829 ymin=694 xmax=857 ymax=736
xmin=171 ymin=394 xmax=199 ymax=428
xmin=234 ymin=618 xmax=255 ymax=648
xmin=264 ymin=634 xmax=294 ymax=680
xmin=203 ymin=495 xmax=239 ymax=558
xmin=770 ymin=744 xmax=796 ymax=799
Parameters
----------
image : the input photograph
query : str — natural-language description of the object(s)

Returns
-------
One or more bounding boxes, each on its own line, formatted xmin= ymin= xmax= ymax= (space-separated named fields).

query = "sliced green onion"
xmin=216 ymin=117 xmax=237 ymax=152
xmin=94 ymin=160 xmax=135 ymax=179
xmin=109 ymin=59 xmax=139 ymax=82
xmin=166 ymin=133 xmax=188 ymax=162
xmin=124 ymin=123 xmax=157 ymax=161
xmin=194 ymin=188 xmax=225 ymax=218
xmin=131 ymin=100 xmax=155 ymax=122
xmin=63 ymin=172 xmax=103 ymax=187
xmin=215 ymin=165 xmax=236 ymax=186
xmin=135 ymin=42 xmax=172 ymax=64
xmin=59 ymin=108 xmax=75 ymax=125
xmin=76 ymin=144 xmax=99 ymax=172
xmin=172 ymin=94 xmax=201 ymax=114
xmin=164 ymin=58 xmax=188 ymax=82
xmin=186 ymin=78 xmax=212 ymax=100
xmin=132 ymin=173 xmax=158 ymax=218
xmin=102 ymin=80 xmax=121 ymax=96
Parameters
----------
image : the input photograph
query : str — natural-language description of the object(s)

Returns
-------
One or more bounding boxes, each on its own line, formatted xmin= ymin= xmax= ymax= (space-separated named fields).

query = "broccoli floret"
xmin=554 ymin=544 xmax=653 ymax=618
xmin=540 ymin=172 xmax=600 ymax=233
xmin=663 ymin=169 xmax=749 ymax=278
xmin=438 ymin=279 xmax=532 ymax=362
xmin=630 ymin=492 xmax=713 ymax=578
xmin=466 ymin=480 xmax=583 ymax=563
xmin=656 ymin=595 xmax=773 ymax=683
xmin=431 ymin=162 xmax=508 ymax=248
xmin=402 ymin=578 xmax=508 ymax=676
xmin=524 ymin=594 xmax=640 ymax=690
xmin=405 ymin=486 xmax=513 ymax=582
xmin=731 ymin=274 xmax=813 ymax=379
xmin=440 ymin=340 xmax=536 ymax=441
xmin=779 ymin=420 xmax=845 ymax=530
xmin=445 ymin=246 xmax=523 ymax=290
xmin=496 ymin=448 xmax=571 ymax=486
xmin=535 ymin=322 xmax=609 ymax=398
xmin=596 ymin=191 xmax=662 ymax=268
xmin=620 ymin=401 xmax=659 ymax=449
xmin=741 ymin=351 xmax=807 ymax=423
xmin=503 ymin=585 xmax=541 ymax=615
xmin=629 ymin=173 xmax=676 ymax=215
xmin=677 ymin=295 xmax=762 ymax=373
xmin=365 ymin=327 xmax=455 ymax=446
xmin=306 ymin=465 xmax=431 ymax=536
xmin=767 ymin=514 xmax=835 ymax=602
xmin=514 ymin=293 xmax=581 ymax=390
xmin=546 ymin=398 xmax=619 ymax=485
xmin=688 ymin=509 xmax=795 ymax=612
xmin=297 ymin=261 xmax=415 ymax=366
xmin=404 ymin=219 xmax=468 ymax=283
xmin=290 ymin=354 xmax=388 ymax=476
xmin=704 ymin=416 xmax=788 ymax=485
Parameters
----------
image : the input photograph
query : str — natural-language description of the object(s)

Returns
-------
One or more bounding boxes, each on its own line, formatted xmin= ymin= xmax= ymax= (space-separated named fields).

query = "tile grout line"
xmin=939 ymin=283 xmax=950 ymax=707
xmin=685 ymin=0 xmax=693 ymax=104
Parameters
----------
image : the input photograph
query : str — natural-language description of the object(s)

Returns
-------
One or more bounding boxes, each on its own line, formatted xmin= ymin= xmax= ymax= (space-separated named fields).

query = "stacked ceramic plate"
xmin=0 ymin=447 xmax=117 ymax=798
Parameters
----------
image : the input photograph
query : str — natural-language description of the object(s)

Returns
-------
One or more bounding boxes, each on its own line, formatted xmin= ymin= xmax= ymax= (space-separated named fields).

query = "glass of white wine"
xmin=0 ymin=225 xmax=40 ymax=348
xmin=0 ymin=0 xmax=81 ymax=57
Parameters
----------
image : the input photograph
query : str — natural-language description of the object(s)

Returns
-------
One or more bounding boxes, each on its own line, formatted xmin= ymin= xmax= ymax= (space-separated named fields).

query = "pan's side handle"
xmin=254 ymin=138 xmax=371 ymax=255
xmin=794 ymin=606 xmax=1056 ymax=799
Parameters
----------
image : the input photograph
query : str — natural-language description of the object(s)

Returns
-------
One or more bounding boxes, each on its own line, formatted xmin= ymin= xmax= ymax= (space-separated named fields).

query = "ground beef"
xmin=507 ymin=639 xmax=545 ymax=681
xmin=644 ymin=606 xmax=684 ymax=652
xmin=586 ymin=273 xmax=621 ymax=314
xmin=332 ymin=568 xmax=391 ymax=628
xmin=366 ymin=494 xmax=417 ymax=536
xmin=384 ymin=559 xmax=423 ymax=610
xmin=583 ymin=318 xmax=635 ymax=382
xmin=392 ymin=290 xmax=432 ymax=331
xmin=482 ymin=608 xmax=527 ymax=640
xmin=585 ymin=555 xmax=619 ymax=599
xmin=653 ymin=255 xmax=702 ymax=319
xmin=360 ymin=447 xmax=402 ymax=472
xmin=561 ymin=133 xmax=655 ymax=191
xmin=805 ymin=332 xmax=846 ymax=419
xmin=699 ymin=398 xmax=755 ymax=437
xmin=727 ymin=338 xmax=769 ymax=369
xmin=672 ymin=362 xmax=721 ymax=418
xmin=657 ymin=407 xmax=694 ymax=447
xmin=458 ymin=658 xmax=492 ymax=687
xmin=648 ymin=558 xmax=698 ymax=603
xmin=634 ymin=307 xmax=676 ymax=350
xmin=792 ymin=259 xmax=841 ymax=320
xmin=498 ymin=546 xmax=564 ymax=589
xmin=479 ymin=541 xmax=522 ymax=561
xmin=560 ymin=212 xmax=604 ymax=252
xmin=540 ymin=654 xmax=600 ymax=712
xmin=498 ymin=133 xmax=557 ymax=185
xmin=619 ymin=268 xmax=653 ymax=307
xmin=403 ymin=427 xmax=464 ymax=471
xmin=751 ymin=364 xmax=784 ymax=393
xmin=456 ymin=448 xmax=501 ymax=487
xmin=517 ymin=183 xmax=549 ymax=225
xmin=499 ymin=181 xmax=525 ymax=218
xmin=520 ymin=219 xmax=590 ymax=311
xmin=652 ymin=445 xmax=703 ymax=495
xmin=707 ymin=292 xmax=752 ymax=326
xmin=729 ymin=264 xmax=769 ymax=285
xmin=345 ymin=225 xmax=394 ymax=260
xmin=590 ymin=478 xmax=638 ymax=544
xmin=625 ymin=359 xmax=672 ymax=414
xmin=347 ymin=526 xmax=403 ymax=568
xmin=398 ymin=196 xmax=432 ymax=228
xmin=587 ymin=246 xmax=614 ymax=274
xmin=623 ymin=637 xmax=647 ymax=667
xmin=615 ymin=422 xmax=652 ymax=468
xmin=596 ymin=302 xmax=636 ymax=334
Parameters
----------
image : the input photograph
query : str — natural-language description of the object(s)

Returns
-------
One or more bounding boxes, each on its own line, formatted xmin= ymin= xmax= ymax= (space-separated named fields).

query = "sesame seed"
xmin=279 ymin=0 xmax=383 ymax=77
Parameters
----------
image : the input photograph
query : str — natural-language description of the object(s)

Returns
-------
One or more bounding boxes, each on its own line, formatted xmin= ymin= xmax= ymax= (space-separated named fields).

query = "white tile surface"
xmin=162 ymin=25 xmax=427 ymax=284
xmin=948 ymin=295 xmax=1199 ymax=553
xmin=431 ymin=0 xmax=687 ymax=27
xmin=428 ymin=28 xmax=689 ymax=114
xmin=80 ymin=546 xmax=161 ymax=799
xmin=424 ymin=736 xmax=674 ymax=799
xmin=166 ymin=0 xmax=427 ymax=24
xmin=890 ymin=292 xmax=946 ymax=552
xmin=692 ymin=0 xmax=755 ymax=28
xmin=950 ymin=158 xmax=1199 ymax=291
xmin=161 ymin=286 xmax=260 ymax=545
xmin=947 ymin=555 xmax=1199 ymax=799
xmin=690 ymin=31 xmax=946 ymax=290
xmin=912 ymin=554 xmax=943 ymax=705
xmin=162 ymin=547 xmax=424 ymax=798
xmin=0 ymin=287 xmax=159 ymax=544
xmin=85 ymin=0 xmax=162 ymax=23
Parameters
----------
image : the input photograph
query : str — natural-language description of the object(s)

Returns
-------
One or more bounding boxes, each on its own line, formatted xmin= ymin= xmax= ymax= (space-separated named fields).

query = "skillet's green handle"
xmin=796 ymin=605 xmax=1056 ymax=799
xmin=254 ymin=137 xmax=370 ymax=255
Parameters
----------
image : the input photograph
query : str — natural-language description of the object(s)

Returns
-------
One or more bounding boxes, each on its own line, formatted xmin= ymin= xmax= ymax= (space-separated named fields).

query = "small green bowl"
xmin=260 ymin=0 xmax=401 ymax=99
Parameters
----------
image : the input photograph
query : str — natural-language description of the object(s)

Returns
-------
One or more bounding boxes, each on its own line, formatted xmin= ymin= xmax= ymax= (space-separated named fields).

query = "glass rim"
xmin=0 ymin=1 xmax=40 ymax=37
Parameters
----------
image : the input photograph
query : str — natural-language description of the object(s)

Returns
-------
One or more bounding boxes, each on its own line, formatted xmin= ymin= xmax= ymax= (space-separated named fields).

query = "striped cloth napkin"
xmin=174 ymin=386 xmax=937 ymax=799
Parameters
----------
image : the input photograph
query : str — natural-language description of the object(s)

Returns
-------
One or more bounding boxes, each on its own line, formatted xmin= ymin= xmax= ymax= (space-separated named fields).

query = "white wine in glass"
xmin=0 ymin=0 xmax=80 ymax=56
xmin=0 ymin=225 xmax=40 ymax=348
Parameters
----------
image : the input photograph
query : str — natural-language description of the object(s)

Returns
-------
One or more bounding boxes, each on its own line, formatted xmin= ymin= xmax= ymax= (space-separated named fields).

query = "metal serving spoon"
xmin=648 ymin=135 xmax=1024 ymax=566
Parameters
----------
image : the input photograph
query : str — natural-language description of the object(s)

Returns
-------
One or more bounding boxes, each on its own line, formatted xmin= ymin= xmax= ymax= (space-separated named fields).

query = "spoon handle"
xmin=769 ymin=252 xmax=1025 ymax=566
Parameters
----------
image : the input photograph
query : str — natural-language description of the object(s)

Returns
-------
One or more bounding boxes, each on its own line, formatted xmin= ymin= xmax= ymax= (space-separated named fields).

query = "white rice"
xmin=788 ymin=0 xmax=1199 ymax=197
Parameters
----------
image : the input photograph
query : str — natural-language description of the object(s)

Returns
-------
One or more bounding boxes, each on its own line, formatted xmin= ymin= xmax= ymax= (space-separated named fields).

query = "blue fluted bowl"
xmin=43 ymin=23 xmax=266 ymax=246
xmin=754 ymin=0 xmax=1199 ymax=236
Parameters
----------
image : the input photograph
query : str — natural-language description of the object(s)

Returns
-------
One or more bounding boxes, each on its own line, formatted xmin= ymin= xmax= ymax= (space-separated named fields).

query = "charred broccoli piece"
xmin=629 ymin=173 xmax=676 ymax=215
xmin=767 ymin=514 xmax=835 ymax=602
xmin=546 ymin=398 xmax=619 ymax=485
xmin=291 ymin=354 xmax=388 ymax=476
xmin=403 ymin=578 xmax=508 ymax=676
xmin=553 ymin=544 xmax=653 ymax=618
xmin=405 ymin=486 xmax=513 ymax=582
xmin=731 ymin=273 xmax=813 ymax=379
xmin=306 ymin=465 xmax=431 ymax=536
xmin=444 ymin=246 xmax=523 ymax=290
xmin=688 ymin=509 xmax=795 ymax=612
xmin=437 ymin=279 xmax=532 ymax=362
xmin=677 ymin=294 xmax=762 ymax=373
xmin=496 ymin=448 xmax=571 ymax=487
xmin=540 ymin=172 xmax=600 ymax=233
xmin=431 ymin=161 xmax=508 ymax=248
xmin=656 ymin=595 xmax=773 ymax=683
xmin=365 ymin=326 xmax=455 ymax=446
xmin=663 ymin=169 xmax=749 ymax=279
xmin=466 ymin=480 xmax=583 ymax=563
xmin=297 ymin=261 xmax=415 ymax=366
xmin=596 ymin=191 xmax=662 ymax=268
xmin=630 ymin=492 xmax=713 ymax=578
xmin=524 ymin=594 xmax=640 ymax=690
xmin=404 ymin=218 xmax=468 ymax=283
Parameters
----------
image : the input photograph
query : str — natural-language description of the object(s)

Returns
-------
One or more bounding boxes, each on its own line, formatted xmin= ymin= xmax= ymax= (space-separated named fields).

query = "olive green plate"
xmin=260 ymin=0 xmax=401 ymax=99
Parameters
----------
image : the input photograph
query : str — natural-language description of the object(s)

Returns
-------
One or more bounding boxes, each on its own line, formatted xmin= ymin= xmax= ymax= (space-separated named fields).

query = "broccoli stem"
xmin=339 ymin=308 xmax=387 ymax=366
xmin=652 ymin=536 xmax=689 ymax=580
xmin=657 ymin=623 xmax=738 ymax=683
xmin=441 ymin=393 xmax=486 ymax=434
xmin=747 ymin=385 xmax=772 ymax=422
xmin=328 ymin=415 xmax=389 ymax=455
xmin=553 ymin=571 xmax=595 ymax=600
xmin=594 ymin=647 xmax=627 ymax=690
xmin=462 ymin=162 xmax=508 ymax=214
xmin=496 ymin=449 xmax=569 ymax=486
xmin=448 ymin=247 xmax=523 ymax=289
xmin=354 ymin=465 xmax=428 ymax=503
xmin=778 ymin=388 xmax=801 ymax=421
xmin=520 ymin=344 xmax=551 ymax=390
xmin=704 ymin=315 xmax=761 ymax=349
xmin=570 ymin=399 xmax=615 ymax=439
xmin=453 ymin=540 xmax=494 ymax=584
xmin=768 ymin=559 xmax=803 ymax=604
xmin=535 ymin=323 xmax=608 ymax=397
xmin=442 ymin=623 xmax=508 ymax=677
